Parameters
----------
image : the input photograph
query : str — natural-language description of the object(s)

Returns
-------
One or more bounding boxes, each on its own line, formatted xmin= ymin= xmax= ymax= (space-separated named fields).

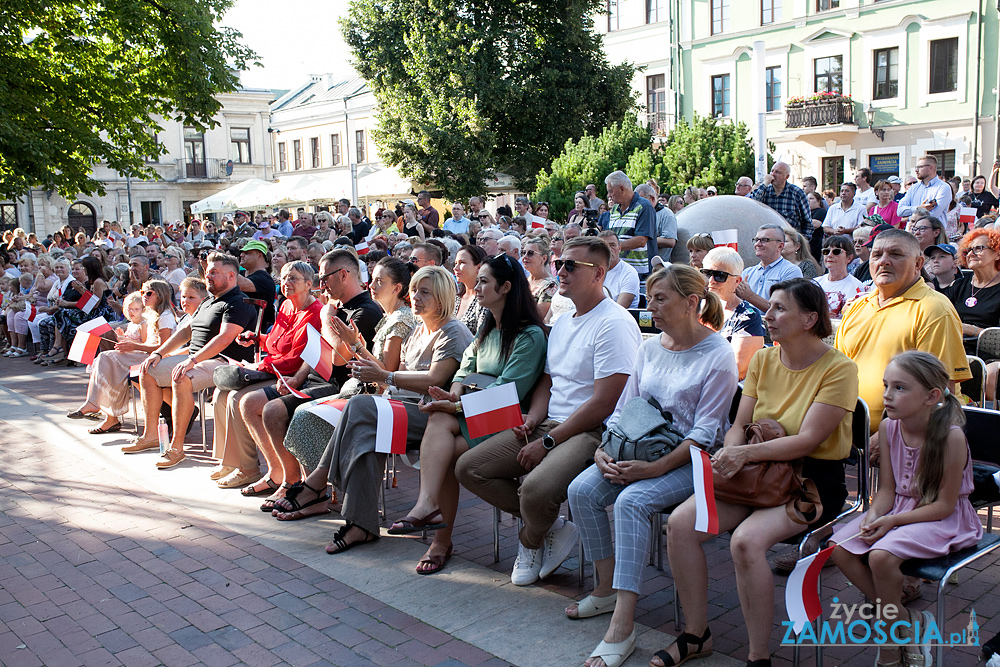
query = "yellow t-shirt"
xmin=743 ymin=346 xmax=858 ymax=461
xmin=835 ymin=278 xmax=971 ymax=432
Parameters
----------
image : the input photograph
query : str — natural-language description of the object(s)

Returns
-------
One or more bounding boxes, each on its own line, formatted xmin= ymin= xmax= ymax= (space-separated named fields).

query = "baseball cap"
xmin=864 ymin=214 xmax=887 ymax=227
xmin=924 ymin=244 xmax=957 ymax=257
xmin=887 ymin=176 xmax=902 ymax=184
xmin=706 ymin=186 xmax=718 ymax=193
xmin=240 ymin=240 xmax=270 ymax=256
xmin=863 ymin=223 xmax=895 ymax=248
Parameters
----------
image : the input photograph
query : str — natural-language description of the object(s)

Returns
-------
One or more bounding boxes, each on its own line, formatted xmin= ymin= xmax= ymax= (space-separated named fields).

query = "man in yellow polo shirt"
xmin=835 ymin=228 xmax=970 ymax=433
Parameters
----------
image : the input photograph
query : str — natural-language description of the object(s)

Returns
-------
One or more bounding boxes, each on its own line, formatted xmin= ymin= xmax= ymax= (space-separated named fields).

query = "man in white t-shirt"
xmin=598 ymin=230 xmax=639 ymax=308
xmin=457 ymin=236 xmax=641 ymax=586
xmin=823 ymin=182 xmax=867 ymax=236
xmin=853 ymin=167 xmax=877 ymax=209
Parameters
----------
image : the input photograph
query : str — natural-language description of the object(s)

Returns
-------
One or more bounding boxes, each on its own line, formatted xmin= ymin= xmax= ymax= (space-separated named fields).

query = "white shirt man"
xmin=823 ymin=183 xmax=867 ymax=235
xmin=853 ymin=168 xmax=878 ymax=209
xmin=514 ymin=196 xmax=543 ymax=229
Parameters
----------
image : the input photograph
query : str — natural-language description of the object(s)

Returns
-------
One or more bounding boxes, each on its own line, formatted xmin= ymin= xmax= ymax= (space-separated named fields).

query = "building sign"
xmin=869 ymin=154 xmax=899 ymax=176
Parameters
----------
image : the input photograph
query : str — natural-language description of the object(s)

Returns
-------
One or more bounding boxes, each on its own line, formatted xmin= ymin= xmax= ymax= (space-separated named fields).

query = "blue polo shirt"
xmin=741 ymin=256 xmax=803 ymax=300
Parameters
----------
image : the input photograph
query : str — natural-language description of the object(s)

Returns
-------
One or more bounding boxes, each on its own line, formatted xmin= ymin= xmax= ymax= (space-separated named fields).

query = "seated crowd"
xmin=1 ymin=161 xmax=997 ymax=667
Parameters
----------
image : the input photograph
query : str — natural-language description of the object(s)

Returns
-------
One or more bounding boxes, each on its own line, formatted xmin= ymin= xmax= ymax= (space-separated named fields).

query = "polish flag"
xmin=276 ymin=372 xmax=310 ymax=399
xmin=711 ymin=229 xmax=738 ymax=251
xmin=300 ymin=325 xmax=335 ymax=381
xmin=460 ymin=382 xmax=523 ymax=439
xmin=26 ymin=305 xmax=40 ymax=323
xmin=76 ymin=290 xmax=99 ymax=314
xmin=305 ymin=397 xmax=349 ymax=427
xmin=355 ymin=242 xmax=370 ymax=256
xmin=531 ymin=218 xmax=545 ymax=229
xmin=67 ymin=317 xmax=113 ymax=364
xmin=785 ymin=544 xmax=836 ymax=634
xmin=372 ymin=396 xmax=408 ymax=454
xmin=960 ymin=207 xmax=978 ymax=227
xmin=690 ymin=445 xmax=719 ymax=534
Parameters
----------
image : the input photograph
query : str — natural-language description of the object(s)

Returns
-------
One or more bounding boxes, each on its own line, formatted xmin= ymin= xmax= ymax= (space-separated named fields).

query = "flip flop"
xmin=325 ymin=522 xmax=379 ymax=554
xmin=88 ymin=423 xmax=122 ymax=434
xmin=387 ymin=509 xmax=448 ymax=535
xmin=67 ymin=410 xmax=99 ymax=419
xmin=416 ymin=544 xmax=453 ymax=575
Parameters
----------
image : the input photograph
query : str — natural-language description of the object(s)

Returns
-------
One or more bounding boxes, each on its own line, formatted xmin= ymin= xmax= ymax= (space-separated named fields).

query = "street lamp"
xmin=865 ymin=102 xmax=885 ymax=142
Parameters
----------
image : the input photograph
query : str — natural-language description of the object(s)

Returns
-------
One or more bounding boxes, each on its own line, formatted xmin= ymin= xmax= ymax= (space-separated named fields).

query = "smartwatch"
xmin=542 ymin=434 xmax=557 ymax=451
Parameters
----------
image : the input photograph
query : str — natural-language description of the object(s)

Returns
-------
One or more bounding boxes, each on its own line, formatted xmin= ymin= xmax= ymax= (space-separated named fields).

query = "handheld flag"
xmin=372 ymin=396 xmax=408 ymax=454
xmin=26 ymin=305 xmax=40 ymax=323
xmin=531 ymin=218 xmax=545 ymax=229
xmin=276 ymin=373 xmax=310 ymax=399
xmin=355 ymin=242 xmax=370 ymax=256
xmin=305 ymin=397 xmax=349 ymax=427
xmin=960 ymin=207 xmax=978 ymax=228
xmin=67 ymin=317 xmax=112 ymax=364
xmin=301 ymin=325 xmax=335 ymax=381
xmin=690 ymin=445 xmax=719 ymax=534
xmin=711 ymin=229 xmax=739 ymax=251
xmin=460 ymin=382 xmax=523 ymax=439
xmin=76 ymin=290 xmax=99 ymax=314
xmin=785 ymin=544 xmax=836 ymax=634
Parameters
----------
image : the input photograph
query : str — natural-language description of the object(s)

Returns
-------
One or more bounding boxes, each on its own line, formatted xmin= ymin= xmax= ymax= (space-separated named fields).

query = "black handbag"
xmin=460 ymin=373 xmax=498 ymax=392
xmin=600 ymin=396 xmax=686 ymax=463
xmin=213 ymin=365 xmax=275 ymax=392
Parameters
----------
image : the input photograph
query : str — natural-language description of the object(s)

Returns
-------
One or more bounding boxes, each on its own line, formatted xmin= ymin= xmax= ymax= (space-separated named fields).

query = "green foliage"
xmin=0 ymin=0 xmax=257 ymax=200
xmin=533 ymin=121 xmax=652 ymax=221
xmin=654 ymin=114 xmax=756 ymax=195
xmin=342 ymin=0 xmax=636 ymax=201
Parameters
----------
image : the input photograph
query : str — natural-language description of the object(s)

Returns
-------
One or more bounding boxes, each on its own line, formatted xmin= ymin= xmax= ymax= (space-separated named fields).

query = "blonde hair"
xmin=646 ymin=264 xmax=725 ymax=330
xmin=410 ymin=266 xmax=456 ymax=322
xmin=702 ymin=246 xmax=743 ymax=275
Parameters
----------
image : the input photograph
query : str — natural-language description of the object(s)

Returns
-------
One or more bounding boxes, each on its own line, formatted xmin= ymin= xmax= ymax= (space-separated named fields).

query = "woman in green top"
xmin=389 ymin=253 xmax=548 ymax=574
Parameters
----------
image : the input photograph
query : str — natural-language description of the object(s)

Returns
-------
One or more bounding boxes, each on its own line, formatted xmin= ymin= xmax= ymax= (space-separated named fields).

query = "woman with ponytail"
xmin=831 ymin=350 xmax=982 ymax=667
xmin=566 ymin=264 xmax=739 ymax=667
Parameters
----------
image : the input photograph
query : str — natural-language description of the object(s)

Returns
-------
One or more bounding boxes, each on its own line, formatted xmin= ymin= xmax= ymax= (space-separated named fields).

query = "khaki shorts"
xmin=144 ymin=355 xmax=227 ymax=392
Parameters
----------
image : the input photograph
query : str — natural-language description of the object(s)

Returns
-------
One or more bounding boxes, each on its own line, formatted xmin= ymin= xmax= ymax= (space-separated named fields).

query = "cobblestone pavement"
xmin=1 ymin=357 xmax=997 ymax=666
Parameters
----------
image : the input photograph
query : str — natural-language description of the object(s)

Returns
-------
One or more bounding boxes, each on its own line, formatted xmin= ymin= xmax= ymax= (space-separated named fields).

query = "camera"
xmin=583 ymin=209 xmax=600 ymax=236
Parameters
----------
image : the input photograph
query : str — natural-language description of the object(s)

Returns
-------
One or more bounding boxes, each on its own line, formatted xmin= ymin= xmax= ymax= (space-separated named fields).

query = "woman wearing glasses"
xmin=388 ymin=254 xmax=546 ymax=574
xmin=943 ymin=228 xmax=1000 ymax=357
xmin=521 ymin=236 xmax=558 ymax=321
xmin=701 ymin=247 xmax=765 ymax=380
xmin=813 ymin=235 xmax=865 ymax=318
xmin=906 ymin=209 xmax=947 ymax=252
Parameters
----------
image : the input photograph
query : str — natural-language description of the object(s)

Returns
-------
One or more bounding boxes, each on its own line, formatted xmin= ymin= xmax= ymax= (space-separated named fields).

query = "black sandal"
xmin=260 ymin=483 xmax=294 ymax=511
xmin=651 ymin=626 xmax=711 ymax=667
xmin=241 ymin=477 xmax=279 ymax=497
xmin=325 ymin=522 xmax=378 ymax=554
xmin=271 ymin=481 xmax=331 ymax=520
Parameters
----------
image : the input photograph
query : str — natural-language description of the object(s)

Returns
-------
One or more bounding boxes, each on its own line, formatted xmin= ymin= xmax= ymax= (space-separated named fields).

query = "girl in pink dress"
xmin=831 ymin=351 xmax=982 ymax=667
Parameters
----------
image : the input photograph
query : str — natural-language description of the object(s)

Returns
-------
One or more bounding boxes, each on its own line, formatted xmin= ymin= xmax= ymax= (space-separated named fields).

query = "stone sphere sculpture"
xmin=671 ymin=195 xmax=794 ymax=266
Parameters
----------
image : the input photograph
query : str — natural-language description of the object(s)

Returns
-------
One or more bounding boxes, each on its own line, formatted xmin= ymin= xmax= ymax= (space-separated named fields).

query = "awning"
xmin=357 ymin=166 xmax=413 ymax=199
xmin=189 ymin=179 xmax=278 ymax=214
xmin=272 ymin=171 xmax=353 ymax=206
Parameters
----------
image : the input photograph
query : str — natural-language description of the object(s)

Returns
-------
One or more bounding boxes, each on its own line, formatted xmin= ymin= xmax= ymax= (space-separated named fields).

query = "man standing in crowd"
xmin=735 ymin=223 xmax=802 ymax=313
xmin=135 ymin=254 xmax=257 ymax=468
xmin=416 ymin=191 xmax=440 ymax=235
xmin=498 ymin=236 xmax=522 ymax=262
xmin=236 ymin=240 xmax=277 ymax=332
xmin=853 ymin=167 xmax=877 ymax=208
xmin=598 ymin=230 xmax=639 ymax=308
xmin=410 ymin=243 xmax=442 ymax=268
xmin=457 ymin=237 xmax=642 ymax=586
xmin=292 ymin=212 xmax=317 ymax=239
xmin=887 ymin=176 xmax=903 ymax=201
xmin=477 ymin=229 xmax=502 ymax=256
xmin=734 ymin=176 xmax=753 ymax=197
xmin=604 ymin=171 xmax=657 ymax=280
xmin=897 ymin=154 xmax=953 ymax=225
xmin=275 ymin=209 xmax=294 ymax=237
xmin=748 ymin=161 xmax=812 ymax=238
xmin=586 ymin=184 xmax=605 ymax=210
xmin=638 ymin=184 xmax=676 ymax=264
xmin=144 ymin=245 xmax=161 ymax=271
xmin=444 ymin=203 xmax=471 ymax=235
xmin=345 ymin=208 xmax=369 ymax=244
xmin=286 ymin=236 xmax=308 ymax=263
xmin=468 ymin=196 xmax=485 ymax=219
xmin=823 ymin=182 xmax=867 ymax=236
xmin=514 ymin=196 xmax=542 ymax=228
xmin=852 ymin=222 xmax=892 ymax=285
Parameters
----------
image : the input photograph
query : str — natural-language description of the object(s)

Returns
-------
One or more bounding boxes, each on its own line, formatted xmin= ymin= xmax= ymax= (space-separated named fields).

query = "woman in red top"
xmin=867 ymin=179 xmax=903 ymax=228
xmin=211 ymin=260 xmax=322 ymax=489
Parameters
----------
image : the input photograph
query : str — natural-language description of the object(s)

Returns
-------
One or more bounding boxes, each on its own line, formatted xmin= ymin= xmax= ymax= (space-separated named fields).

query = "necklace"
xmin=965 ymin=272 xmax=1000 ymax=307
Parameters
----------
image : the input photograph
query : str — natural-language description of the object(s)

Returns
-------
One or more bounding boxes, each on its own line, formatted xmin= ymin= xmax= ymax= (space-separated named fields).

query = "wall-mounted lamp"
xmin=866 ymin=103 xmax=885 ymax=142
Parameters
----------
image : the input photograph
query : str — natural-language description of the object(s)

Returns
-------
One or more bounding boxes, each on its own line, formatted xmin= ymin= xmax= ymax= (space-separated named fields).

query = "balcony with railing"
xmin=784 ymin=95 xmax=854 ymax=129
xmin=176 ymin=158 xmax=229 ymax=180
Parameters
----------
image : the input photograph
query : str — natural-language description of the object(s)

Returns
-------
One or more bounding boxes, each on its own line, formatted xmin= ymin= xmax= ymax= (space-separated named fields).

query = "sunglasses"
xmin=962 ymin=245 xmax=990 ymax=257
xmin=554 ymin=259 xmax=597 ymax=272
xmin=319 ymin=267 xmax=348 ymax=281
xmin=520 ymin=249 xmax=537 ymax=259
xmin=821 ymin=247 xmax=846 ymax=256
xmin=492 ymin=252 xmax=517 ymax=269
xmin=141 ymin=290 xmax=155 ymax=296
xmin=478 ymin=214 xmax=490 ymax=219
xmin=699 ymin=269 xmax=732 ymax=282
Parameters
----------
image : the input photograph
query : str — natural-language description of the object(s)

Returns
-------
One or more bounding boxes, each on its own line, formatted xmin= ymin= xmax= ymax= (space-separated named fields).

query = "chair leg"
xmin=493 ymin=506 xmax=501 ymax=563
xmin=935 ymin=579 xmax=947 ymax=667
xmin=656 ymin=512 xmax=664 ymax=571
xmin=198 ymin=390 xmax=207 ymax=452
xmin=131 ymin=384 xmax=140 ymax=435
xmin=672 ymin=581 xmax=681 ymax=632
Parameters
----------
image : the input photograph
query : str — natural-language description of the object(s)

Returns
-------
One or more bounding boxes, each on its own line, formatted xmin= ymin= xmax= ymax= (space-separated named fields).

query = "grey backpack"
xmin=601 ymin=396 xmax=686 ymax=462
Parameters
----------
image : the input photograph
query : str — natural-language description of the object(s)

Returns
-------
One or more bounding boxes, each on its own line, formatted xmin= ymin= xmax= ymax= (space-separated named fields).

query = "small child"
xmin=0 ymin=275 xmax=15 ymax=351
xmin=115 ymin=292 xmax=147 ymax=343
xmin=831 ymin=351 xmax=983 ymax=667
xmin=3 ymin=274 xmax=35 ymax=356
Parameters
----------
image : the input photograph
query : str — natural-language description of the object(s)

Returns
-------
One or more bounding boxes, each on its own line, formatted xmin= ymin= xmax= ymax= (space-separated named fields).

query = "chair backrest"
xmin=243 ymin=297 xmax=268 ymax=365
xmin=729 ymin=382 xmax=743 ymax=424
xmin=977 ymin=327 xmax=1000 ymax=363
xmin=852 ymin=398 xmax=871 ymax=508
xmin=963 ymin=406 xmax=1000 ymax=467
xmin=963 ymin=355 xmax=987 ymax=407
xmin=626 ymin=308 xmax=660 ymax=336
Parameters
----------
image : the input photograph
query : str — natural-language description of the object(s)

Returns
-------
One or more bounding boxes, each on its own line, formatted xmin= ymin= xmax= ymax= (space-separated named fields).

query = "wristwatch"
xmin=350 ymin=341 xmax=363 ymax=353
xmin=542 ymin=434 xmax=557 ymax=451
xmin=454 ymin=401 xmax=463 ymax=414
xmin=385 ymin=372 xmax=396 ymax=388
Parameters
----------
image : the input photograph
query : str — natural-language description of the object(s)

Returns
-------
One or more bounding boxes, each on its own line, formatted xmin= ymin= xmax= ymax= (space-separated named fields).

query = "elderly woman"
xmin=35 ymin=259 xmax=73 ymax=363
xmin=70 ymin=280 xmax=177 ymax=434
xmin=161 ymin=246 xmax=188 ymax=295
xmin=25 ymin=256 xmax=55 ymax=360
xmin=211 ymin=261 xmax=323 ymax=489
xmin=814 ymin=234 xmax=866 ymax=318
xmin=454 ymin=244 xmax=488 ymax=334
xmin=659 ymin=278 xmax=857 ymax=667
xmin=566 ymin=265 xmax=738 ymax=667
xmin=273 ymin=258 xmax=418 ymax=510
xmin=701 ymin=247 xmax=765 ymax=380
xmin=907 ymin=209 xmax=947 ymax=252
xmin=269 ymin=267 xmax=474 ymax=547
xmin=521 ymin=235 xmax=558 ymax=321
xmin=389 ymin=254 xmax=546 ymax=574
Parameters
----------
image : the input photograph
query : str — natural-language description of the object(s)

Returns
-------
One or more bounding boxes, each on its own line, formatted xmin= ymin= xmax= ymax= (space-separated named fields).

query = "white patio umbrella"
xmin=189 ymin=179 xmax=278 ymax=214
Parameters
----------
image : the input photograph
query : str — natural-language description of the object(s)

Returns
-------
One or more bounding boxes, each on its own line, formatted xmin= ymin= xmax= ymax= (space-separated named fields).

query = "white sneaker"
xmin=511 ymin=543 xmax=543 ymax=586
xmin=539 ymin=518 xmax=580 ymax=579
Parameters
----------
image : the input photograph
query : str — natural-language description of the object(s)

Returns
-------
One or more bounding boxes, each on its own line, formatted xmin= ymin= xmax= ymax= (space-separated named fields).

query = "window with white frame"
xmin=646 ymin=0 xmax=665 ymax=24
xmin=646 ymin=75 xmax=667 ymax=135
xmin=873 ymin=47 xmax=898 ymax=100
xmin=230 ymin=128 xmax=251 ymax=164
xmin=761 ymin=0 xmax=781 ymax=25
xmin=765 ymin=66 xmax=781 ymax=112
xmin=711 ymin=74 xmax=731 ymax=117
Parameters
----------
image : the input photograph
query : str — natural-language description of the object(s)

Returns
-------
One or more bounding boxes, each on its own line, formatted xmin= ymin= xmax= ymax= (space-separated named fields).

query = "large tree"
xmin=0 ymin=0 xmax=256 ymax=200
xmin=342 ymin=0 xmax=635 ymax=200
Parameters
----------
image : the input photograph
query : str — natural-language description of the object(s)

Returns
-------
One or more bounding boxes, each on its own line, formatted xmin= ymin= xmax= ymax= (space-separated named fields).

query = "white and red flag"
xmin=372 ymin=396 xmax=408 ymax=454
xmin=67 ymin=317 xmax=112 ymax=364
xmin=301 ymin=325 xmax=335 ymax=381
xmin=276 ymin=373 xmax=310 ymax=399
xmin=355 ymin=242 xmax=370 ymax=256
xmin=305 ymin=397 xmax=349 ymax=427
xmin=460 ymin=382 xmax=523 ymax=440
xmin=711 ymin=229 xmax=739 ymax=252
xmin=76 ymin=290 xmax=99 ymax=314
xmin=26 ymin=305 xmax=40 ymax=323
xmin=785 ymin=544 xmax=835 ymax=634
xmin=690 ymin=445 xmax=719 ymax=534
xmin=960 ymin=207 xmax=978 ymax=228
xmin=531 ymin=218 xmax=545 ymax=229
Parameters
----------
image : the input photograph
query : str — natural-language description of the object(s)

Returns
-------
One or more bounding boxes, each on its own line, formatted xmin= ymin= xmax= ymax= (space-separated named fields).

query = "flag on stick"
xmin=960 ymin=207 xmax=978 ymax=227
xmin=785 ymin=544 xmax=836 ymax=634
xmin=276 ymin=372 xmax=310 ymax=399
xmin=26 ymin=305 xmax=40 ymax=323
xmin=372 ymin=396 xmax=408 ymax=454
xmin=690 ymin=445 xmax=719 ymax=534
xmin=76 ymin=290 xmax=99 ymax=314
xmin=355 ymin=242 xmax=370 ymax=256
xmin=67 ymin=317 xmax=112 ymax=364
xmin=711 ymin=229 xmax=739 ymax=251
xmin=460 ymin=382 xmax=523 ymax=439
xmin=305 ymin=398 xmax=349 ymax=427
xmin=301 ymin=325 xmax=335 ymax=381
